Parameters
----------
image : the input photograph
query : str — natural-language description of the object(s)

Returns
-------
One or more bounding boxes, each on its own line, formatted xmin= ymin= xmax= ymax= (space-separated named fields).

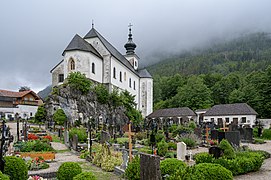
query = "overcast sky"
xmin=1 ymin=0 xmax=271 ymax=93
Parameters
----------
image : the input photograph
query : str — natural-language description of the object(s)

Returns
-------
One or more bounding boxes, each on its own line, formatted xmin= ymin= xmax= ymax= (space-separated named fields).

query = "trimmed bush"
xmin=190 ymin=163 xmax=233 ymax=180
xmin=262 ymin=129 xmax=271 ymax=139
xmin=124 ymin=156 xmax=140 ymax=180
xmin=73 ymin=172 xmax=96 ymax=180
xmin=167 ymin=142 xmax=177 ymax=150
xmin=194 ymin=152 xmax=213 ymax=164
xmin=219 ymin=139 xmax=235 ymax=159
xmin=4 ymin=156 xmax=28 ymax=180
xmin=155 ymin=131 xmax=165 ymax=143
xmin=20 ymin=140 xmax=55 ymax=152
xmin=57 ymin=162 xmax=82 ymax=180
xmin=157 ymin=140 xmax=168 ymax=157
xmin=160 ymin=158 xmax=186 ymax=178
xmin=0 ymin=171 xmax=10 ymax=180
xmin=69 ymin=127 xmax=87 ymax=143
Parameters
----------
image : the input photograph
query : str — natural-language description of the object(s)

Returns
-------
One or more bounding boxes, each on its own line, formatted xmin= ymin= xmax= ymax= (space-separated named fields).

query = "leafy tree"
xmin=34 ymin=105 xmax=46 ymax=123
xmin=53 ymin=108 xmax=67 ymax=126
xmin=94 ymin=84 xmax=109 ymax=104
xmin=67 ymin=72 xmax=92 ymax=94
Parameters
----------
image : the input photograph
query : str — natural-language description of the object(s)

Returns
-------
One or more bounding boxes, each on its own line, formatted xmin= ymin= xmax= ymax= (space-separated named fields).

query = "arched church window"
xmin=129 ymin=78 xmax=131 ymax=88
xmin=92 ymin=63 xmax=95 ymax=74
xmin=124 ymin=72 xmax=127 ymax=81
xmin=120 ymin=71 xmax=122 ymax=82
xmin=69 ymin=58 xmax=75 ymax=71
xmin=113 ymin=67 xmax=116 ymax=79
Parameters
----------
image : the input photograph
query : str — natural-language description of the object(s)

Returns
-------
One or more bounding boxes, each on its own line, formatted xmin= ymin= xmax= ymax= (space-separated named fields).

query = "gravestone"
xmin=225 ymin=131 xmax=240 ymax=147
xmin=64 ymin=130 xmax=69 ymax=146
xmin=238 ymin=127 xmax=244 ymax=140
xmin=209 ymin=146 xmax=222 ymax=159
xmin=100 ymin=131 xmax=111 ymax=144
xmin=218 ymin=119 xmax=223 ymax=128
xmin=211 ymin=130 xmax=218 ymax=140
xmin=72 ymin=134 xmax=78 ymax=151
xmin=229 ymin=124 xmax=238 ymax=132
xmin=194 ymin=128 xmax=202 ymax=138
xmin=218 ymin=131 xmax=225 ymax=143
xmin=121 ymin=149 xmax=129 ymax=170
xmin=140 ymin=153 xmax=161 ymax=180
xmin=177 ymin=142 xmax=186 ymax=161
xmin=243 ymin=128 xmax=253 ymax=143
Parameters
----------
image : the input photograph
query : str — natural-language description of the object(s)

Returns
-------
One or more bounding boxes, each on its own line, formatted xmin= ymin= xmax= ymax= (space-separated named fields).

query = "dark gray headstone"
xmin=140 ymin=153 xmax=161 ymax=180
xmin=209 ymin=146 xmax=222 ymax=159
xmin=211 ymin=130 xmax=218 ymax=140
xmin=194 ymin=128 xmax=202 ymax=138
xmin=218 ymin=119 xmax=223 ymax=128
xmin=100 ymin=130 xmax=111 ymax=144
xmin=229 ymin=124 xmax=238 ymax=132
xmin=218 ymin=131 xmax=225 ymax=143
xmin=225 ymin=131 xmax=240 ymax=147
xmin=238 ymin=128 xmax=245 ymax=140
xmin=72 ymin=134 xmax=78 ymax=151
xmin=243 ymin=128 xmax=253 ymax=143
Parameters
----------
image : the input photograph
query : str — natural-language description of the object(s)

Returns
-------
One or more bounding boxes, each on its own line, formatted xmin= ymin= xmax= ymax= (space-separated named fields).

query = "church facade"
xmin=50 ymin=25 xmax=153 ymax=117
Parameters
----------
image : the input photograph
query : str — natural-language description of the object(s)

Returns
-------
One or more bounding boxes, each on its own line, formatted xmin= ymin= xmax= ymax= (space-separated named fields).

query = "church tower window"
xmin=92 ymin=63 xmax=95 ymax=74
xmin=113 ymin=67 xmax=116 ymax=79
xmin=120 ymin=71 xmax=122 ymax=82
xmin=133 ymin=81 xmax=136 ymax=90
xmin=124 ymin=72 xmax=127 ymax=81
xmin=69 ymin=58 xmax=75 ymax=71
xmin=129 ymin=78 xmax=131 ymax=88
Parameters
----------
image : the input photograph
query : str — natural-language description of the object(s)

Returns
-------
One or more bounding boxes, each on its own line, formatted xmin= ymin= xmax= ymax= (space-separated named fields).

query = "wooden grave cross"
xmin=220 ymin=121 xmax=229 ymax=132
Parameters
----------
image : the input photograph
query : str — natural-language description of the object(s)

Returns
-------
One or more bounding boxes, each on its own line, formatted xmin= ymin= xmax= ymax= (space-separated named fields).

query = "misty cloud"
xmin=1 ymin=0 xmax=271 ymax=92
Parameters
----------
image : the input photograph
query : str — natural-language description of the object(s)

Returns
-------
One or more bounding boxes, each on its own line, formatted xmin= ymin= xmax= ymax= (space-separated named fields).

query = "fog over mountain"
xmin=1 ymin=0 xmax=271 ymax=92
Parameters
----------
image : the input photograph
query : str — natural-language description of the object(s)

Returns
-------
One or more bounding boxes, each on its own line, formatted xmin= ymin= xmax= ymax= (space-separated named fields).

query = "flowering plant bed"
xmin=27 ymin=157 xmax=49 ymax=170
xmin=20 ymin=152 xmax=55 ymax=161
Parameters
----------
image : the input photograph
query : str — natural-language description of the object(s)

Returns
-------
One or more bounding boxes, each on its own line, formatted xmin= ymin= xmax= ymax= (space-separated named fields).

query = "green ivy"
xmin=67 ymin=72 xmax=92 ymax=94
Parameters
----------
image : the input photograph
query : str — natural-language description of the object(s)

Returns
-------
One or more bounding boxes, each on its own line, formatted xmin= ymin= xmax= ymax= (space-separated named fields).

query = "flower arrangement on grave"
xmin=28 ymin=133 xmax=39 ymax=140
xmin=27 ymin=156 xmax=49 ymax=170
xmin=43 ymin=135 xmax=53 ymax=142
xmin=209 ymin=139 xmax=218 ymax=146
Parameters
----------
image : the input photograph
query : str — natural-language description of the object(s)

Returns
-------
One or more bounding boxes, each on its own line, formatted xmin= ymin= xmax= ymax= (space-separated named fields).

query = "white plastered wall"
xmin=204 ymin=114 xmax=256 ymax=127
xmin=139 ymin=78 xmax=153 ymax=117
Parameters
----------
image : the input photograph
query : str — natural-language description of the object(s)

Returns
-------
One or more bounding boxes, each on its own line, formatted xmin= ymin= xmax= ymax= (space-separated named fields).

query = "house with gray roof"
xmin=50 ymin=24 xmax=153 ymax=117
xmin=204 ymin=103 xmax=258 ymax=127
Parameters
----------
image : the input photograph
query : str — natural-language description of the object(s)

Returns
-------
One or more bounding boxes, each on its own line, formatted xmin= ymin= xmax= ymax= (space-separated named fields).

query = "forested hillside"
xmin=149 ymin=33 xmax=271 ymax=118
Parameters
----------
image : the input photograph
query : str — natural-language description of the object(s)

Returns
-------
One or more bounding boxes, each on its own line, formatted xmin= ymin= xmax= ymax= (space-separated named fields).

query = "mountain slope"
xmin=147 ymin=32 xmax=271 ymax=77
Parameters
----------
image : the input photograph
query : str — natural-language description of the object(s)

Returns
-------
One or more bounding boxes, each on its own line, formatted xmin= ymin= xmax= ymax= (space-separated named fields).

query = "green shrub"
xmin=67 ymin=72 xmax=92 ymax=94
xmin=116 ymin=137 xmax=129 ymax=146
xmin=250 ymin=150 xmax=270 ymax=159
xmin=176 ymin=133 xmax=200 ymax=148
xmin=73 ymin=172 xmax=96 ymax=180
xmin=124 ymin=155 xmax=140 ymax=180
xmin=167 ymin=142 xmax=177 ymax=150
xmin=57 ymin=162 xmax=82 ymax=180
xmin=94 ymin=84 xmax=109 ymax=104
xmin=172 ymin=125 xmax=193 ymax=137
xmin=262 ymin=129 xmax=271 ymax=139
xmin=194 ymin=152 xmax=213 ymax=164
xmin=134 ymin=132 xmax=147 ymax=140
xmin=0 ymin=171 xmax=10 ymax=180
xmin=253 ymin=138 xmax=265 ymax=144
xmin=190 ymin=163 xmax=233 ymax=180
xmin=69 ymin=127 xmax=87 ymax=143
xmin=157 ymin=140 xmax=168 ymax=157
xmin=219 ymin=139 xmax=235 ymax=159
xmin=20 ymin=140 xmax=55 ymax=152
xmin=155 ymin=131 xmax=165 ymax=143
xmin=188 ymin=121 xmax=197 ymax=129
xmin=165 ymin=152 xmax=177 ymax=158
xmin=4 ymin=156 xmax=28 ymax=180
xmin=160 ymin=158 xmax=186 ymax=178
xmin=138 ymin=147 xmax=152 ymax=154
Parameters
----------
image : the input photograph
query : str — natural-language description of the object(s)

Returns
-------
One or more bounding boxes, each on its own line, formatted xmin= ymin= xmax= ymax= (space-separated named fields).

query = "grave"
xmin=211 ymin=130 xmax=218 ymax=140
xmin=243 ymin=128 xmax=253 ymax=143
xmin=218 ymin=131 xmax=225 ymax=143
xmin=140 ymin=153 xmax=161 ymax=180
xmin=100 ymin=130 xmax=111 ymax=144
xmin=194 ymin=128 xmax=202 ymax=138
xmin=177 ymin=142 xmax=186 ymax=161
xmin=229 ymin=124 xmax=238 ymax=132
xmin=64 ymin=130 xmax=69 ymax=147
xmin=225 ymin=131 xmax=240 ymax=147
xmin=72 ymin=134 xmax=78 ymax=151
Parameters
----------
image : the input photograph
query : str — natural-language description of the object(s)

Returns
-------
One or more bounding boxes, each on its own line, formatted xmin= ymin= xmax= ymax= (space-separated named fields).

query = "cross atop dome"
xmin=124 ymin=23 xmax=137 ymax=55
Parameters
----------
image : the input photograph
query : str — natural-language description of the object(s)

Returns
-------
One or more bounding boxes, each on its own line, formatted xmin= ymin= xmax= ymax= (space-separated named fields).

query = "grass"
xmin=55 ymin=149 xmax=70 ymax=153
xmin=51 ymin=134 xmax=64 ymax=143
xmin=79 ymin=162 xmax=122 ymax=180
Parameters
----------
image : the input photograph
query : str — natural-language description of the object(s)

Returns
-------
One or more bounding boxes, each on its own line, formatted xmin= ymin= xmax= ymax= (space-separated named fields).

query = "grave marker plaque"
xmin=225 ymin=131 xmax=240 ymax=147
xmin=177 ymin=142 xmax=187 ymax=161
xmin=218 ymin=131 xmax=225 ymax=143
xmin=140 ymin=153 xmax=161 ymax=180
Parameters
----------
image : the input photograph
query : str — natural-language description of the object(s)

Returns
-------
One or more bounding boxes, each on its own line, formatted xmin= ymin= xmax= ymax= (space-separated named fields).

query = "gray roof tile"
xmin=138 ymin=69 xmax=152 ymax=78
xmin=147 ymin=107 xmax=196 ymax=118
xmin=63 ymin=34 xmax=102 ymax=58
xmin=204 ymin=103 xmax=258 ymax=116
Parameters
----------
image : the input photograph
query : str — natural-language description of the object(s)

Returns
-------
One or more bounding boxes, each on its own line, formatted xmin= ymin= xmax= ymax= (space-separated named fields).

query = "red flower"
xmin=28 ymin=134 xmax=39 ymax=140
xmin=43 ymin=135 xmax=53 ymax=142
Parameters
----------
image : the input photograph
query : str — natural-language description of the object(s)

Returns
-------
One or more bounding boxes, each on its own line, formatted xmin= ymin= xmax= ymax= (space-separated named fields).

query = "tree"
xmin=67 ymin=72 xmax=92 ymax=94
xmin=53 ymin=108 xmax=67 ymax=126
xmin=34 ymin=105 xmax=46 ymax=123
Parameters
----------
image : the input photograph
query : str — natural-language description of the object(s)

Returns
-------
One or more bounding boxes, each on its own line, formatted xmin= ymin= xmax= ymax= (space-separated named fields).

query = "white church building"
xmin=50 ymin=25 xmax=153 ymax=117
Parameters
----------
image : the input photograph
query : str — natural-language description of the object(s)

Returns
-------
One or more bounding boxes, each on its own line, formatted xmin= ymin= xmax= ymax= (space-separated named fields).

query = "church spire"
xmin=124 ymin=23 xmax=137 ymax=55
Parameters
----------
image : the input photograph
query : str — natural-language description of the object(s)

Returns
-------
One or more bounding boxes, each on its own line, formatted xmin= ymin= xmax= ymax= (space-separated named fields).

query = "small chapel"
xmin=50 ymin=24 xmax=153 ymax=117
